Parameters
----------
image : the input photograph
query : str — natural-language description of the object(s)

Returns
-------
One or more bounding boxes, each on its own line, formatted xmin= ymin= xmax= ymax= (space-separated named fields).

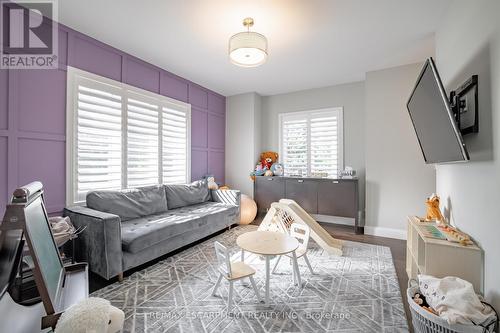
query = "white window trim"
xmin=278 ymin=107 xmax=344 ymax=177
xmin=66 ymin=66 xmax=191 ymax=206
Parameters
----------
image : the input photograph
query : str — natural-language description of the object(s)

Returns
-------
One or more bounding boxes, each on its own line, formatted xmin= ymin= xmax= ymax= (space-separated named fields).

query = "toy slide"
xmin=259 ymin=199 xmax=343 ymax=256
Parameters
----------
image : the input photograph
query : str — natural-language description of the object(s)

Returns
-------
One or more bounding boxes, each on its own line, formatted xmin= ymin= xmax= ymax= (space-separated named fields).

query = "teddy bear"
xmin=250 ymin=151 xmax=279 ymax=180
xmin=425 ymin=193 xmax=445 ymax=223
xmin=55 ymin=297 xmax=125 ymax=333
xmin=260 ymin=151 xmax=279 ymax=170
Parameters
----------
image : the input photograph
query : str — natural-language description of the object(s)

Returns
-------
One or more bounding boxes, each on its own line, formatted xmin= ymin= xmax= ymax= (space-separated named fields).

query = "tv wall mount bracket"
xmin=449 ymin=75 xmax=479 ymax=135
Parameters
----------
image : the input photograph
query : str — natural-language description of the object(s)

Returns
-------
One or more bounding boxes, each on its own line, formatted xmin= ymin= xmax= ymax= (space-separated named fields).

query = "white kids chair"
xmin=272 ymin=222 xmax=314 ymax=276
xmin=212 ymin=241 xmax=262 ymax=311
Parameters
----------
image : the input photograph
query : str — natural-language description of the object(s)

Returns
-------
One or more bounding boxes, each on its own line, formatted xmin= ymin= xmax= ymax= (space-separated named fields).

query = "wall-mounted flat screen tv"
xmin=407 ymin=57 xmax=469 ymax=163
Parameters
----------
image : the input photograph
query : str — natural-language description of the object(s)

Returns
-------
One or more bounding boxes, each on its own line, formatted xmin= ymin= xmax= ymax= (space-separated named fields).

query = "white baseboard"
xmin=311 ymin=214 xmax=355 ymax=226
xmin=364 ymin=226 xmax=407 ymax=240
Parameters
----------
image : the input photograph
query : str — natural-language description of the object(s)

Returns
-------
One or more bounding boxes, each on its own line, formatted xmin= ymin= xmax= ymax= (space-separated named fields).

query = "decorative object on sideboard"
xmin=250 ymin=151 xmax=279 ymax=180
xmin=229 ymin=17 xmax=268 ymax=68
xmin=339 ymin=166 xmax=356 ymax=179
xmin=239 ymin=194 xmax=257 ymax=225
xmin=310 ymin=171 xmax=328 ymax=178
xmin=251 ymin=163 xmax=266 ymax=180
xmin=425 ymin=193 xmax=446 ymax=223
xmin=260 ymin=151 xmax=278 ymax=170
xmin=270 ymin=163 xmax=284 ymax=176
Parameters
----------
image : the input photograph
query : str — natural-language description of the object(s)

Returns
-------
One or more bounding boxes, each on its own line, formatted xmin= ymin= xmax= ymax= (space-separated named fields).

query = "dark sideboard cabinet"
xmin=254 ymin=176 xmax=363 ymax=234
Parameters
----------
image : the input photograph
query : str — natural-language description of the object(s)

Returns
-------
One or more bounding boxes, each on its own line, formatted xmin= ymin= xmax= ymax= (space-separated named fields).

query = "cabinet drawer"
xmin=254 ymin=177 xmax=285 ymax=212
xmin=317 ymin=180 xmax=357 ymax=217
xmin=284 ymin=179 xmax=318 ymax=214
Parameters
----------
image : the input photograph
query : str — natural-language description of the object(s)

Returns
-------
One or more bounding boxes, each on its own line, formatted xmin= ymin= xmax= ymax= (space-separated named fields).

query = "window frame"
xmin=66 ymin=66 xmax=191 ymax=206
xmin=278 ymin=107 xmax=344 ymax=177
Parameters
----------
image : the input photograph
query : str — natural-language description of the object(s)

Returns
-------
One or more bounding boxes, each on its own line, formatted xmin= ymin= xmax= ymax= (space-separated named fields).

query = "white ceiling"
xmin=58 ymin=0 xmax=452 ymax=96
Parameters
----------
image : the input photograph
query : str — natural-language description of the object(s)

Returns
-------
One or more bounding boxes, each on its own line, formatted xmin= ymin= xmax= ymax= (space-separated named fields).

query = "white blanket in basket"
xmin=418 ymin=275 xmax=496 ymax=325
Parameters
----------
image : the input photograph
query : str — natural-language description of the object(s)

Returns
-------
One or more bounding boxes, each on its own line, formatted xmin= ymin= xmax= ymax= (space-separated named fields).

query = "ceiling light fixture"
xmin=229 ymin=17 xmax=268 ymax=67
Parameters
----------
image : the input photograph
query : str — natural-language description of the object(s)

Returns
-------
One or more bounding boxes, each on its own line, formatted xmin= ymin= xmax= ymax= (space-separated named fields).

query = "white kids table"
xmin=236 ymin=230 xmax=301 ymax=305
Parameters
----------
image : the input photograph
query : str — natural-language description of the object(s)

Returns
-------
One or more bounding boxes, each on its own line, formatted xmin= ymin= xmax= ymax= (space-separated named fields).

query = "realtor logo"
xmin=1 ymin=0 xmax=58 ymax=69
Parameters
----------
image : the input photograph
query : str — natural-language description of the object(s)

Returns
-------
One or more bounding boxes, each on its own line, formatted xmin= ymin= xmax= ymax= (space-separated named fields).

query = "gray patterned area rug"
xmin=92 ymin=225 xmax=408 ymax=332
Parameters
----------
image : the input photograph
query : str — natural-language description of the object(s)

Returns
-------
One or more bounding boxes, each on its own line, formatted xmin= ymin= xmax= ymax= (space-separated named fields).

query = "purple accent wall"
xmin=0 ymin=23 xmax=225 ymax=214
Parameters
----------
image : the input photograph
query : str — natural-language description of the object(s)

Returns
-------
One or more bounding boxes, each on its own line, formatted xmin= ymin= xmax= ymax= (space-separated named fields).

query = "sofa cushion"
xmin=121 ymin=202 xmax=234 ymax=253
xmin=86 ymin=185 xmax=168 ymax=222
xmin=164 ymin=180 xmax=210 ymax=209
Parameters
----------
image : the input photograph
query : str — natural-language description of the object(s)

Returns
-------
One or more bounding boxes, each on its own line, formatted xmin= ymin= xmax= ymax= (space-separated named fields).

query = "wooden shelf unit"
xmin=406 ymin=216 xmax=483 ymax=293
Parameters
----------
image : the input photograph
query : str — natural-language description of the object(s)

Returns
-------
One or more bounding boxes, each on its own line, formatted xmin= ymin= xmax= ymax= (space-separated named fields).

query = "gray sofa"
xmin=64 ymin=181 xmax=240 ymax=280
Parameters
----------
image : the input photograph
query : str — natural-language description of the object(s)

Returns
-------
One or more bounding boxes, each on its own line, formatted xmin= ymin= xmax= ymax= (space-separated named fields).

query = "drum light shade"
xmin=229 ymin=18 xmax=268 ymax=67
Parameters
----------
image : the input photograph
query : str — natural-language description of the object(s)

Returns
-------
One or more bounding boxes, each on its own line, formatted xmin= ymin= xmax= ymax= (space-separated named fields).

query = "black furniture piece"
xmin=254 ymin=176 xmax=363 ymax=234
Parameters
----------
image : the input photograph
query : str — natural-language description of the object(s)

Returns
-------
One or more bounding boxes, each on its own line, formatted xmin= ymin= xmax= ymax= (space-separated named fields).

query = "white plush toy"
xmin=206 ymin=175 xmax=219 ymax=190
xmin=55 ymin=297 xmax=125 ymax=333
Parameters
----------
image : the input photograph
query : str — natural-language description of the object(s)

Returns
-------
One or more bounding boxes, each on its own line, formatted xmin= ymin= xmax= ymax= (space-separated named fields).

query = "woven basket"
xmin=407 ymin=280 xmax=491 ymax=333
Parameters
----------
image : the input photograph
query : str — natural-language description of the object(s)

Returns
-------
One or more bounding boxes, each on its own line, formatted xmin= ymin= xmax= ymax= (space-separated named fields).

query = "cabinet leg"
xmin=355 ymin=226 xmax=364 ymax=235
xmin=118 ymin=272 xmax=124 ymax=282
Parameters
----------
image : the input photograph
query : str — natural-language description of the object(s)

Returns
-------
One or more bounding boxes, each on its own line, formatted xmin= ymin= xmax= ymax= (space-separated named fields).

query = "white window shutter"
xmin=279 ymin=108 xmax=343 ymax=178
xmin=281 ymin=117 xmax=308 ymax=176
xmin=67 ymin=67 xmax=192 ymax=206
xmin=310 ymin=112 xmax=340 ymax=177
xmin=126 ymin=94 xmax=160 ymax=187
xmin=75 ymin=80 xmax=123 ymax=202
xmin=162 ymin=103 xmax=189 ymax=184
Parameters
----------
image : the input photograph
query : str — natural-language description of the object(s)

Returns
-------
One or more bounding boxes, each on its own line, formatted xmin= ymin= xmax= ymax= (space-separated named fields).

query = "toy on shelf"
xmin=425 ymin=193 xmax=446 ymax=223
xmin=417 ymin=221 xmax=474 ymax=246
xmin=259 ymin=199 xmax=343 ymax=256
xmin=419 ymin=224 xmax=447 ymax=240
xmin=437 ymin=224 xmax=474 ymax=246
xmin=251 ymin=164 xmax=266 ymax=180
xmin=250 ymin=151 xmax=279 ymax=180
xmin=260 ymin=151 xmax=277 ymax=170
xmin=271 ymin=163 xmax=284 ymax=176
